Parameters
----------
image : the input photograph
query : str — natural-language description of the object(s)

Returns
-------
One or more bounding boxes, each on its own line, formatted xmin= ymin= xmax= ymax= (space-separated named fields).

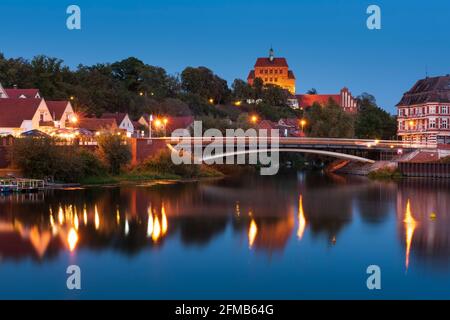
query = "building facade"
xmin=293 ymin=87 xmax=358 ymax=112
xmin=397 ymin=75 xmax=450 ymax=146
xmin=247 ymin=48 xmax=296 ymax=94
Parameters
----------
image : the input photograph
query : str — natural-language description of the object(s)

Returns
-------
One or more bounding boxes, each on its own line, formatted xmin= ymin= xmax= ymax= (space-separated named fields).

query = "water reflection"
xmin=0 ymin=174 xmax=449 ymax=274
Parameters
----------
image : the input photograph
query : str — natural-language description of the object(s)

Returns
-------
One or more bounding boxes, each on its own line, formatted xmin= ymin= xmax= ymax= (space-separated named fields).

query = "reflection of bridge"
xmin=162 ymin=137 xmax=435 ymax=163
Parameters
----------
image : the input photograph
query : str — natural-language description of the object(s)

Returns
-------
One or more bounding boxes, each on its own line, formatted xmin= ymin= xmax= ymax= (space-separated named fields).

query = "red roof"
xmin=255 ymin=58 xmax=289 ymax=68
xmin=4 ymin=88 xmax=40 ymax=99
xmin=0 ymin=98 xmax=42 ymax=127
xmin=257 ymin=120 xmax=278 ymax=130
xmin=279 ymin=118 xmax=299 ymax=128
xmin=76 ymin=118 xmax=118 ymax=131
xmin=46 ymin=101 xmax=70 ymax=120
xmin=296 ymin=94 xmax=341 ymax=107
xmin=166 ymin=116 xmax=194 ymax=134
xmin=101 ymin=112 xmax=128 ymax=125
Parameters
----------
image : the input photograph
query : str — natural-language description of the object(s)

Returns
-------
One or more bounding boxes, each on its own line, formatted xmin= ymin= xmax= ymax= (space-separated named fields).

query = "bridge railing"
xmin=157 ymin=136 xmax=436 ymax=150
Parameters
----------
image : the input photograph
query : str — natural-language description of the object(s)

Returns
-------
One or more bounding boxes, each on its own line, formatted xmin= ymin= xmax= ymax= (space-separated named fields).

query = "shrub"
xmin=142 ymin=149 xmax=201 ymax=178
xmin=11 ymin=137 xmax=107 ymax=183
xmin=97 ymin=133 xmax=132 ymax=175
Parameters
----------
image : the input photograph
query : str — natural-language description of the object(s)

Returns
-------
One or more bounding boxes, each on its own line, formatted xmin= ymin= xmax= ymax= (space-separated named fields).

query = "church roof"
xmin=397 ymin=75 xmax=450 ymax=106
xmin=254 ymin=57 xmax=289 ymax=68
xmin=296 ymin=94 xmax=341 ymax=107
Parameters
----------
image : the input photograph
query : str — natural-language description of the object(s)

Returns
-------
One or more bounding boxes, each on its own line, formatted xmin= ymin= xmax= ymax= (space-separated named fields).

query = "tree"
xmin=97 ymin=133 xmax=132 ymax=174
xmin=232 ymin=79 xmax=252 ymax=100
xmin=306 ymin=88 xmax=318 ymax=94
xmin=355 ymin=93 xmax=397 ymax=139
xmin=181 ymin=66 xmax=231 ymax=104
xmin=111 ymin=57 xmax=145 ymax=92
xmin=305 ymin=100 xmax=355 ymax=138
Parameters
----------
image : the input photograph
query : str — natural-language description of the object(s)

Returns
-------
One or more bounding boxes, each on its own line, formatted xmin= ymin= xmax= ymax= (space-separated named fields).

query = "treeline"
xmin=0 ymin=53 xmax=396 ymax=139
xmin=0 ymin=53 xmax=296 ymax=121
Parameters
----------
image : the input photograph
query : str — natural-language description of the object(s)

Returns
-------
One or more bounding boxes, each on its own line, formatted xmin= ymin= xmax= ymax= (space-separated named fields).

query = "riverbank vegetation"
xmin=9 ymin=135 xmax=223 ymax=185
xmin=368 ymin=167 xmax=403 ymax=180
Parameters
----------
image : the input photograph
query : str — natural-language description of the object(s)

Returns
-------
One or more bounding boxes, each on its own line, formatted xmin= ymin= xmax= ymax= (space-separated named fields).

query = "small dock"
xmin=0 ymin=178 xmax=45 ymax=193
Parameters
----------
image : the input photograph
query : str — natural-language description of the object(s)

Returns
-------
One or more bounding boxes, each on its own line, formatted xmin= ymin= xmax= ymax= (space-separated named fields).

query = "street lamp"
xmin=250 ymin=115 xmax=258 ymax=124
xmin=163 ymin=118 xmax=168 ymax=137
xmin=70 ymin=115 xmax=78 ymax=125
xmin=300 ymin=119 xmax=307 ymax=132
xmin=148 ymin=114 xmax=153 ymax=139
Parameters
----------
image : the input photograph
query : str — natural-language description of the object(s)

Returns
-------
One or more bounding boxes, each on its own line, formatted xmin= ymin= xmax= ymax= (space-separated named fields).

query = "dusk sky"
xmin=1 ymin=0 xmax=450 ymax=113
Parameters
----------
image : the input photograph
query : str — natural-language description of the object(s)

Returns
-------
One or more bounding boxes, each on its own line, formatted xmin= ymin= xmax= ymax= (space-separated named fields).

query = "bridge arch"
xmin=167 ymin=145 xmax=375 ymax=164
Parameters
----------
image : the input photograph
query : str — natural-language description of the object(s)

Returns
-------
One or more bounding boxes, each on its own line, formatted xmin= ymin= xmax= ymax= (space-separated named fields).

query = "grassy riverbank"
xmin=367 ymin=167 xmax=403 ymax=180
xmin=79 ymin=165 xmax=224 ymax=186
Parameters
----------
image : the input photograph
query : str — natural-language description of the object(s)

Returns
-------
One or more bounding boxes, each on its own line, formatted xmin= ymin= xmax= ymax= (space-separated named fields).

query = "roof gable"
xmin=46 ymin=101 xmax=73 ymax=120
xmin=0 ymin=83 xmax=8 ymax=98
xmin=0 ymin=99 xmax=44 ymax=128
xmin=4 ymin=88 xmax=41 ymax=99
xmin=100 ymin=112 xmax=129 ymax=125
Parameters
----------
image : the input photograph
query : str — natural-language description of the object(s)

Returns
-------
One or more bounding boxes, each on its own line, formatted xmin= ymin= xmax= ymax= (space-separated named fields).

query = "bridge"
xmin=158 ymin=137 xmax=436 ymax=163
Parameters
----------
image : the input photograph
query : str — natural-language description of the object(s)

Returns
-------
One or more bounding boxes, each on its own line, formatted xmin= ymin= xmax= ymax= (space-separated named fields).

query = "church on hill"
xmin=247 ymin=48 xmax=296 ymax=94
xmin=246 ymin=48 xmax=358 ymax=113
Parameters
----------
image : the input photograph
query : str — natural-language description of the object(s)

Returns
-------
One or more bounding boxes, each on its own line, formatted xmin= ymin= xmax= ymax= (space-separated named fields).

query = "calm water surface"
xmin=0 ymin=172 xmax=449 ymax=299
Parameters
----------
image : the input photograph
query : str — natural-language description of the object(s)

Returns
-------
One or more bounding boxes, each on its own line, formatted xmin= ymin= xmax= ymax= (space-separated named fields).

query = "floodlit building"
xmin=397 ymin=75 xmax=450 ymax=146
xmin=247 ymin=48 xmax=296 ymax=94
xmin=293 ymin=87 xmax=358 ymax=112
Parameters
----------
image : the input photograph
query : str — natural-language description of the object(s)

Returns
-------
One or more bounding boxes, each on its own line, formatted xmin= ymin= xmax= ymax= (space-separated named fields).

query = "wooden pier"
xmin=0 ymin=178 xmax=45 ymax=193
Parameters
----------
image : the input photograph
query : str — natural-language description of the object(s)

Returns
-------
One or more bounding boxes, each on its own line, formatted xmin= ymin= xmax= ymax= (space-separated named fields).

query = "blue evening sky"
xmin=1 ymin=0 xmax=449 ymax=113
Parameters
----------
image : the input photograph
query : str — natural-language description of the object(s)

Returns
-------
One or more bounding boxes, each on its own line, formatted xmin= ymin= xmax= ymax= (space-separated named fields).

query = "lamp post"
xmin=149 ymin=114 xmax=153 ymax=139
xmin=163 ymin=118 xmax=168 ymax=137
xmin=300 ymin=119 xmax=307 ymax=133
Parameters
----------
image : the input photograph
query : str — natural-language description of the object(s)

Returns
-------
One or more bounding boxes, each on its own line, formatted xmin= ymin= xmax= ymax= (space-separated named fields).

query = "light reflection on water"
xmin=0 ymin=173 xmax=450 ymax=299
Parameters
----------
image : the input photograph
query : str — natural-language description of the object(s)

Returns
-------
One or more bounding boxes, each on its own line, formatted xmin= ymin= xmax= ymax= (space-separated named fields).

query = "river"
xmin=0 ymin=172 xmax=449 ymax=299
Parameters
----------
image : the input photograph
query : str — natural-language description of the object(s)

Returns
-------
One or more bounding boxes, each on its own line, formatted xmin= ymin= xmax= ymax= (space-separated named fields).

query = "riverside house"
xmin=0 ymin=98 xmax=53 ymax=136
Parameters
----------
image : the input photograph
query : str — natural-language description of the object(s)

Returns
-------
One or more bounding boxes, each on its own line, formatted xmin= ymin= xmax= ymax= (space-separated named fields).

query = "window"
xmin=269 ymin=78 xmax=273 ymax=82
xmin=430 ymin=106 xmax=435 ymax=114
xmin=40 ymin=113 xmax=44 ymax=122
xmin=260 ymin=70 xmax=264 ymax=74
xmin=269 ymin=69 xmax=273 ymax=74
xmin=275 ymin=78 xmax=278 ymax=82
xmin=442 ymin=106 xmax=448 ymax=114
xmin=265 ymin=78 xmax=268 ymax=82
xmin=442 ymin=119 xmax=448 ymax=129
xmin=265 ymin=70 xmax=268 ymax=74
xmin=429 ymin=119 xmax=436 ymax=129
xmin=274 ymin=70 xmax=278 ymax=74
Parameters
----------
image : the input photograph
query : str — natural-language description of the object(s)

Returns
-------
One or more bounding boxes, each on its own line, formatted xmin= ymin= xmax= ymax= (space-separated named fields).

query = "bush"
xmin=11 ymin=137 xmax=106 ymax=182
xmin=97 ymin=133 xmax=132 ymax=175
xmin=142 ymin=149 xmax=201 ymax=178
